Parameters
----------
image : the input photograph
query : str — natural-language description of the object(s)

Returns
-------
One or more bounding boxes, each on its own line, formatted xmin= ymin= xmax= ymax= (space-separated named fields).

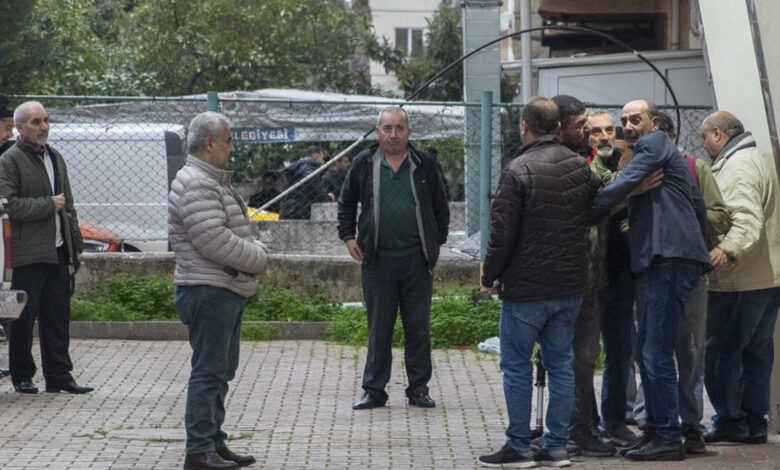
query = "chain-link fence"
xmin=2 ymin=94 xmax=712 ymax=257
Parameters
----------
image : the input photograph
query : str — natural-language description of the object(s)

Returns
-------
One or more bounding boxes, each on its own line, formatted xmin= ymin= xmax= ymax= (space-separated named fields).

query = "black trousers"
xmin=361 ymin=251 xmax=433 ymax=401
xmin=8 ymin=249 xmax=74 ymax=385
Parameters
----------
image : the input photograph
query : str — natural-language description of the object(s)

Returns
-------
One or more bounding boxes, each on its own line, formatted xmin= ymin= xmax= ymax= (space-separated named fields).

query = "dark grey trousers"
xmin=361 ymin=251 xmax=433 ymax=401
xmin=569 ymin=289 xmax=601 ymax=435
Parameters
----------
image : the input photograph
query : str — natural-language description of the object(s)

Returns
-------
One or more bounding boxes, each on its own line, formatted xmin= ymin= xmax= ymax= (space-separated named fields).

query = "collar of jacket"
xmin=713 ymin=131 xmax=756 ymax=166
xmin=371 ymin=142 xmax=426 ymax=167
xmin=16 ymin=138 xmax=46 ymax=157
xmin=186 ymin=155 xmax=233 ymax=185
xmin=517 ymin=134 xmax=558 ymax=155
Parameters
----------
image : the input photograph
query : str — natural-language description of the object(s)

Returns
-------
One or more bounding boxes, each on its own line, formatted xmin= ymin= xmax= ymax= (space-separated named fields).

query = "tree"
xmin=0 ymin=0 xmax=378 ymax=96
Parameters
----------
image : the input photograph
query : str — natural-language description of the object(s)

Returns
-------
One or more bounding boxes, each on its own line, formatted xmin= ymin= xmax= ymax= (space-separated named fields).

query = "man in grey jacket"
xmin=0 ymin=101 xmax=90 ymax=395
xmin=169 ymin=112 xmax=269 ymax=470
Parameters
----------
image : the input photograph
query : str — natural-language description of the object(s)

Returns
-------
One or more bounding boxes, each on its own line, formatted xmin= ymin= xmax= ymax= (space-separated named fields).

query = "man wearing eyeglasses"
xmin=589 ymin=99 xmax=711 ymax=461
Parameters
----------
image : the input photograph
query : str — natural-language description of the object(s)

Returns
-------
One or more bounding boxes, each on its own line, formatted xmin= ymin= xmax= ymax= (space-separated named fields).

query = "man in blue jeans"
xmin=589 ymin=99 xmax=711 ymax=461
xmin=169 ymin=112 xmax=269 ymax=470
xmin=479 ymin=97 xmax=601 ymax=468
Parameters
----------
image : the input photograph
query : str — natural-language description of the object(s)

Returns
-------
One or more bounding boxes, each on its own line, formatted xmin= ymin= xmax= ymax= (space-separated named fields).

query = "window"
xmin=395 ymin=27 xmax=425 ymax=57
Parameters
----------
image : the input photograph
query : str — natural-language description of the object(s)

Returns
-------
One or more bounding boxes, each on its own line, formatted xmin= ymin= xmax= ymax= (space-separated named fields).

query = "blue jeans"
xmin=705 ymin=287 xmax=780 ymax=437
xmin=634 ymin=259 xmax=702 ymax=442
xmin=599 ymin=268 xmax=635 ymax=430
xmin=499 ymin=294 xmax=582 ymax=452
xmin=633 ymin=278 xmax=707 ymax=432
xmin=174 ymin=285 xmax=247 ymax=454
xmin=361 ymin=251 xmax=433 ymax=400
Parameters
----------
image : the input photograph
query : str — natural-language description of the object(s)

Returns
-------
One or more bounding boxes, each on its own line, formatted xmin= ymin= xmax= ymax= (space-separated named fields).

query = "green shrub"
xmin=429 ymin=290 xmax=500 ymax=348
xmin=243 ymin=284 xmax=341 ymax=322
xmin=71 ymin=274 xmax=176 ymax=321
xmin=326 ymin=289 xmax=501 ymax=349
xmin=241 ymin=324 xmax=277 ymax=341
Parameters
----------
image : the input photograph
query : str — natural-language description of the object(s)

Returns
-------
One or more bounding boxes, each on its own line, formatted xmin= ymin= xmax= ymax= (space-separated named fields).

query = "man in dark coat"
xmin=589 ymin=99 xmax=711 ymax=461
xmin=338 ymin=107 xmax=449 ymax=411
xmin=279 ymin=145 xmax=330 ymax=219
xmin=478 ymin=97 xmax=602 ymax=468
xmin=0 ymin=101 xmax=92 ymax=395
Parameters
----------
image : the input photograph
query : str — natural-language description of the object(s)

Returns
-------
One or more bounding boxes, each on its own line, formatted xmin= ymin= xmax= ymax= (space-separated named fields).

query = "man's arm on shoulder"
xmin=482 ymin=168 xmax=525 ymax=287
xmin=588 ymin=134 xmax=664 ymax=222
xmin=179 ymin=179 xmax=267 ymax=274
xmin=0 ymin=155 xmax=56 ymax=222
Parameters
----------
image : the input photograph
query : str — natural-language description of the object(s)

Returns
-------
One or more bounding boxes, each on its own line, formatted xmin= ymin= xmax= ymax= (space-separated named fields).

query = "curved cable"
xmin=255 ymin=25 xmax=680 ymax=214
xmin=406 ymin=24 xmax=681 ymax=138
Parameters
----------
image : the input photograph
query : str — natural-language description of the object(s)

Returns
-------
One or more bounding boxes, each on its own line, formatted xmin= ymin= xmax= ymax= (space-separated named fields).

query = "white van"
xmin=45 ymin=123 xmax=186 ymax=252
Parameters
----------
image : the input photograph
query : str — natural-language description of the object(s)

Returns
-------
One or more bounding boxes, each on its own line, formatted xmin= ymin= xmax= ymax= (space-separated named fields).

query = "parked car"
xmin=80 ymin=219 xmax=124 ymax=252
xmin=0 ymin=197 xmax=27 ymax=321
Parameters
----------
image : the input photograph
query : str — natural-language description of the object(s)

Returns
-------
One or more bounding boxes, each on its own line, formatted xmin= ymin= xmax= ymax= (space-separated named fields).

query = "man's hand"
xmin=630 ymin=169 xmax=664 ymax=196
xmin=52 ymin=193 xmax=65 ymax=211
xmin=345 ymin=239 xmax=363 ymax=262
xmin=710 ymin=247 xmax=730 ymax=269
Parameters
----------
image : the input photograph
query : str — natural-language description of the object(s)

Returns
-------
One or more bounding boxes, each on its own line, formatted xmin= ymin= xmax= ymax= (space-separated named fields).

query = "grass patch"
xmin=326 ymin=289 xmax=501 ymax=349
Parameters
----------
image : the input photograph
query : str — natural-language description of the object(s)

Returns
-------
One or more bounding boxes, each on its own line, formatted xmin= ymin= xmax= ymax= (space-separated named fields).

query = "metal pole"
xmin=479 ymin=91 xmax=493 ymax=261
xmin=520 ymin=0 xmax=533 ymax=102
xmin=671 ymin=0 xmax=680 ymax=50
xmin=207 ymin=91 xmax=219 ymax=112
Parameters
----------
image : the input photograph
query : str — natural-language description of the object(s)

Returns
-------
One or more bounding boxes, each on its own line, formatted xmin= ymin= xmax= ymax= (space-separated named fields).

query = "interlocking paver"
xmin=0 ymin=339 xmax=778 ymax=469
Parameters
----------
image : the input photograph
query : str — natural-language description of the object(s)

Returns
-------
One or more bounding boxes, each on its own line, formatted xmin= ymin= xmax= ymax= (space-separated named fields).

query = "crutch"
xmin=531 ymin=347 xmax=546 ymax=439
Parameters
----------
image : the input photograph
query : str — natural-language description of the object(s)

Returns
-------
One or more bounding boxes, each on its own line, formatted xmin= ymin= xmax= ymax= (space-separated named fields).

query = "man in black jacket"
xmin=0 ymin=94 xmax=13 ymax=154
xmin=337 ymin=107 xmax=449 ymax=411
xmin=279 ymin=145 xmax=330 ymax=219
xmin=479 ymin=97 xmax=601 ymax=468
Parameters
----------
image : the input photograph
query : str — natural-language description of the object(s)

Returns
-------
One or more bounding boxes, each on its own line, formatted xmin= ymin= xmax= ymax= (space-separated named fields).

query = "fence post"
xmin=479 ymin=91 xmax=493 ymax=261
xmin=207 ymin=91 xmax=219 ymax=112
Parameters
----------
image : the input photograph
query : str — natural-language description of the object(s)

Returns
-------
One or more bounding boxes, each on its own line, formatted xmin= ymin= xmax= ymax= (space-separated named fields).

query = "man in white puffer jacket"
xmin=169 ymin=112 xmax=269 ymax=470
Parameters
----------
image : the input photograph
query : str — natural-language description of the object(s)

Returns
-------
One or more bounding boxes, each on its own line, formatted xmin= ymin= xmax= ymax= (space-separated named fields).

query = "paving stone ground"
xmin=0 ymin=339 xmax=778 ymax=469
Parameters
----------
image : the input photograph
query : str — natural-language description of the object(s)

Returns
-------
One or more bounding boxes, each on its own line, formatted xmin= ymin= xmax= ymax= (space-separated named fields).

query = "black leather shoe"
xmin=216 ymin=448 xmax=256 ymax=467
xmin=683 ymin=429 xmax=706 ymax=454
xmin=0 ymin=368 xmax=9 ymax=378
xmin=184 ymin=451 xmax=239 ymax=470
xmin=352 ymin=392 xmax=386 ymax=410
xmin=13 ymin=380 xmax=38 ymax=394
xmin=746 ymin=434 xmax=768 ymax=444
xmin=618 ymin=428 xmax=655 ymax=456
xmin=703 ymin=428 xmax=747 ymax=443
xmin=625 ymin=438 xmax=684 ymax=461
xmin=408 ymin=392 xmax=436 ymax=408
xmin=45 ymin=378 xmax=94 ymax=394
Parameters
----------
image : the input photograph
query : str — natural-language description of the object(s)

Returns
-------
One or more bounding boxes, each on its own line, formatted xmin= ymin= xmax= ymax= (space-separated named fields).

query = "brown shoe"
xmin=183 ymin=451 xmax=238 ymax=470
xmin=217 ymin=448 xmax=256 ymax=467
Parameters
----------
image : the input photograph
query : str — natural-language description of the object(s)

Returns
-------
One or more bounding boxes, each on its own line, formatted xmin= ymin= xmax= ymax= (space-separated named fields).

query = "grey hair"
xmin=13 ymin=101 xmax=45 ymax=125
xmin=375 ymin=106 xmax=409 ymax=127
xmin=701 ymin=111 xmax=745 ymax=138
xmin=187 ymin=111 xmax=230 ymax=154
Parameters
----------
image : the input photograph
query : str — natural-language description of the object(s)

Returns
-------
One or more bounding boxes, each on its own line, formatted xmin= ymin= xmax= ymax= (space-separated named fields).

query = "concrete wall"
xmin=77 ymin=252 xmax=480 ymax=302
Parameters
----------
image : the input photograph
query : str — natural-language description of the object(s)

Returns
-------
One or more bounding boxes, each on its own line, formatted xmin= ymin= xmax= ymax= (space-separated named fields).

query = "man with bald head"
xmin=698 ymin=111 xmax=780 ymax=445
xmin=589 ymin=99 xmax=710 ymax=461
xmin=0 ymin=101 xmax=91 ymax=395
